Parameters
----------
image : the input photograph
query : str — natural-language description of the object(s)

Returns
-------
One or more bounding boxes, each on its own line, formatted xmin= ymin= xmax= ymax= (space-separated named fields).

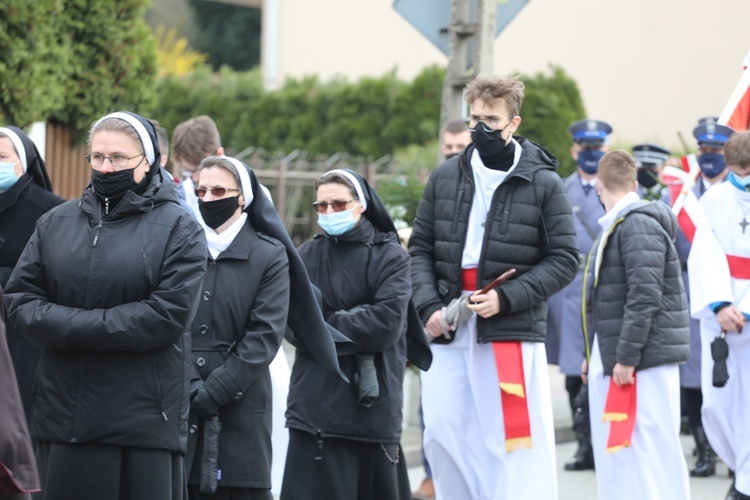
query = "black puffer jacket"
xmin=592 ymin=200 xmax=690 ymax=375
xmin=409 ymin=139 xmax=578 ymax=343
xmin=4 ymin=168 xmax=207 ymax=453
xmin=286 ymin=219 xmax=411 ymax=442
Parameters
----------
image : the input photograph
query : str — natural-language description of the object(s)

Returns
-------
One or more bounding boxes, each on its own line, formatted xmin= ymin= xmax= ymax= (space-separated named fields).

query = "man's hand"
xmin=581 ymin=359 xmax=588 ymax=384
xmin=612 ymin=363 xmax=635 ymax=387
xmin=716 ymin=305 xmax=746 ymax=334
xmin=467 ymin=289 xmax=500 ymax=318
xmin=425 ymin=309 xmax=445 ymax=338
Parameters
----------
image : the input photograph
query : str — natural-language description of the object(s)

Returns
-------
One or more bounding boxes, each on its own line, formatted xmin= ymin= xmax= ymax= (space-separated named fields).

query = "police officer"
xmin=694 ymin=117 xmax=733 ymax=194
xmin=633 ymin=143 xmax=670 ymax=201
xmin=547 ymin=119 xmax=612 ymax=471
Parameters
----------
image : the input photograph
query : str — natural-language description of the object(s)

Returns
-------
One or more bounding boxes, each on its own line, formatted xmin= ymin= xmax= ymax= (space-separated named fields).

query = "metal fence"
xmin=43 ymin=124 xmax=395 ymax=245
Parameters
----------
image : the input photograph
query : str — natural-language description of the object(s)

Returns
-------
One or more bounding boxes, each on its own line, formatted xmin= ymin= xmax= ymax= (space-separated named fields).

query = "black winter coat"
xmin=286 ymin=219 xmax=411 ymax=442
xmin=409 ymin=139 xmax=579 ymax=343
xmin=0 ymin=175 xmax=64 ymax=426
xmin=4 ymin=169 xmax=207 ymax=453
xmin=592 ymin=200 xmax=690 ymax=375
xmin=187 ymin=219 xmax=290 ymax=489
xmin=0 ymin=175 xmax=64 ymax=285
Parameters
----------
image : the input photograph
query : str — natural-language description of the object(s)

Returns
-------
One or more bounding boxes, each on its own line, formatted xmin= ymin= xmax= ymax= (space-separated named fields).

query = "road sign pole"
xmin=438 ymin=0 xmax=496 ymax=159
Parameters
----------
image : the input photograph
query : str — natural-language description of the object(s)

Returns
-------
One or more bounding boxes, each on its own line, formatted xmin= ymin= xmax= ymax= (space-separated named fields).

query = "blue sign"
xmin=393 ymin=0 xmax=530 ymax=56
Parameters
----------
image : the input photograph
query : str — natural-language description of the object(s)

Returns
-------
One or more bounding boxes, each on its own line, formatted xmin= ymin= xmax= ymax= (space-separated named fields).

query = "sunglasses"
xmin=312 ymin=199 xmax=358 ymax=214
xmin=194 ymin=187 xmax=240 ymax=199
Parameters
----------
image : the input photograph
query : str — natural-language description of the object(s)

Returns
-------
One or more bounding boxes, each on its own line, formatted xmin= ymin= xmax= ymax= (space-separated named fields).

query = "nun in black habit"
xmin=4 ymin=111 xmax=208 ymax=500
xmin=0 ymin=126 xmax=64 ymax=432
xmin=186 ymin=156 xmax=356 ymax=500
xmin=281 ymin=169 xmax=431 ymax=500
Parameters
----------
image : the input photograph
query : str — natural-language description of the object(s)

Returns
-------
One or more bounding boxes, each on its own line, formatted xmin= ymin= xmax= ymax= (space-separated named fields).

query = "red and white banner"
xmin=718 ymin=50 xmax=750 ymax=132
xmin=662 ymin=155 xmax=702 ymax=243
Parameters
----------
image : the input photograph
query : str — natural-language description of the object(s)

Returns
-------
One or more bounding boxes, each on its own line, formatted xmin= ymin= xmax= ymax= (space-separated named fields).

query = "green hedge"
xmin=1 ymin=0 xmax=157 ymax=135
xmin=153 ymin=66 xmax=445 ymax=159
xmin=153 ymin=64 xmax=584 ymax=175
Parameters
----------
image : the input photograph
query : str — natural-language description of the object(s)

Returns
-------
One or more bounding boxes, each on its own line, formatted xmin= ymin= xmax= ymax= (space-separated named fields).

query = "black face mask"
xmin=471 ymin=123 xmax=515 ymax=170
xmin=198 ymin=195 xmax=241 ymax=230
xmin=637 ymin=168 xmax=659 ymax=189
xmin=91 ymin=167 xmax=137 ymax=199
xmin=445 ymin=152 xmax=459 ymax=160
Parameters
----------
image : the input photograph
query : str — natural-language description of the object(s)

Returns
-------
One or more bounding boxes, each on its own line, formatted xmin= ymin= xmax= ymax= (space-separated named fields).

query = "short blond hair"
xmin=598 ymin=150 xmax=637 ymax=192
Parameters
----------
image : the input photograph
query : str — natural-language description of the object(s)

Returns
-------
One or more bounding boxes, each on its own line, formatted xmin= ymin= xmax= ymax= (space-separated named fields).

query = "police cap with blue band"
xmin=568 ymin=119 xmax=613 ymax=146
xmin=633 ymin=143 xmax=670 ymax=167
xmin=693 ymin=116 xmax=734 ymax=148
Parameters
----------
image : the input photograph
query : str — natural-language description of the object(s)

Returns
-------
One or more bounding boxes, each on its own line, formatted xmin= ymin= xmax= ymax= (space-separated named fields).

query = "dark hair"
xmin=443 ymin=119 xmax=467 ymax=135
xmin=314 ymin=171 xmax=357 ymax=198
xmin=198 ymin=156 xmax=241 ymax=188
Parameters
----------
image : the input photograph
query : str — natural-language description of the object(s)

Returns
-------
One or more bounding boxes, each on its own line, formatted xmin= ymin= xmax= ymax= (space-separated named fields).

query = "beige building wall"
xmin=264 ymin=0 xmax=750 ymax=150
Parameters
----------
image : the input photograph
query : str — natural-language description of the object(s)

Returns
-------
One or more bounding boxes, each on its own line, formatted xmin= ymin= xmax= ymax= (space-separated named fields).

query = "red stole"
xmin=461 ymin=268 xmax=532 ymax=451
xmin=602 ymin=376 xmax=637 ymax=453
xmin=726 ymin=254 xmax=750 ymax=279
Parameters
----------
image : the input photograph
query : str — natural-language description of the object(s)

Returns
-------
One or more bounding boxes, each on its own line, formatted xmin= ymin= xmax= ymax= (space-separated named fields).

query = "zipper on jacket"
xmin=314 ymin=430 xmax=324 ymax=460
xmin=152 ymin=354 xmax=168 ymax=421
xmin=105 ymin=197 xmax=110 ymax=216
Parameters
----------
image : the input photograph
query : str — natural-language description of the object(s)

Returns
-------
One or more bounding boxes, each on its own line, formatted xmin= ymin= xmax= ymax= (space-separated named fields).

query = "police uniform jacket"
xmin=546 ymin=172 xmax=604 ymax=373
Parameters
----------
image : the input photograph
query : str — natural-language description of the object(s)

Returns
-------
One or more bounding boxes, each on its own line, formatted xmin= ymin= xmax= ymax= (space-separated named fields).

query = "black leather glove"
xmin=191 ymin=387 xmax=221 ymax=418
xmin=190 ymin=379 xmax=205 ymax=399
xmin=711 ymin=335 xmax=730 ymax=388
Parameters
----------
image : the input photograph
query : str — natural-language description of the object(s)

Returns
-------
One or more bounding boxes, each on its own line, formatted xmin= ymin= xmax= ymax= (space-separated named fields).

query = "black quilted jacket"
xmin=409 ymin=138 xmax=578 ymax=343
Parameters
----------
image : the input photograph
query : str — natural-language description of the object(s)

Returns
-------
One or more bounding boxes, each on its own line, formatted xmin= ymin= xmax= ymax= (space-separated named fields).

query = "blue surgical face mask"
xmin=698 ymin=153 xmax=726 ymax=179
xmin=730 ymin=171 xmax=750 ymax=189
xmin=576 ymin=149 xmax=606 ymax=175
xmin=318 ymin=208 xmax=357 ymax=236
xmin=0 ymin=161 xmax=20 ymax=191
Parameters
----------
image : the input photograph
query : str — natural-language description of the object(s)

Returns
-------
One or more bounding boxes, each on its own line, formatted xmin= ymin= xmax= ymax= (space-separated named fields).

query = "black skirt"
xmin=280 ymin=429 xmax=411 ymax=500
xmin=35 ymin=442 xmax=186 ymax=500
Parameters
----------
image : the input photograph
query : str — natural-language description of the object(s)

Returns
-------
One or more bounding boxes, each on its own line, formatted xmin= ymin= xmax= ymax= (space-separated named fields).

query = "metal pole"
xmin=438 ymin=0 xmax=495 ymax=161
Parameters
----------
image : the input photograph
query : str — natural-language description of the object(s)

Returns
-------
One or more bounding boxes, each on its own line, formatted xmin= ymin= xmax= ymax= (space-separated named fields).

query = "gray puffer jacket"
xmin=592 ymin=200 xmax=690 ymax=375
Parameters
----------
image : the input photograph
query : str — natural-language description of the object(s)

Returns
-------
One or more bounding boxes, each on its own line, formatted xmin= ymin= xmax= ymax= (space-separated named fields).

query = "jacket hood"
xmin=619 ymin=198 xmax=677 ymax=239
xmin=460 ymin=135 xmax=559 ymax=178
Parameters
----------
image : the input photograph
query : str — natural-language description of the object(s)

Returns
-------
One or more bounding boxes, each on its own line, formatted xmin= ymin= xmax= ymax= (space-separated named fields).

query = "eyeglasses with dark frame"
xmin=194 ymin=187 xmax=241 ymax=199
xmin=464 ymin=115 xmax=515 ymax=132
xmin=85 ymin=153 xmax=145 ymax=169
xmin=312 ymin=199 xmax=358 ymax=214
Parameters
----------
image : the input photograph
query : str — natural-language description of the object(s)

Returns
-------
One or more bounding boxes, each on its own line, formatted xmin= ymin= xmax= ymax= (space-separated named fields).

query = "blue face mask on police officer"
xmin=318 ymin=209 xmax=357 ymax=236
xmin=576 ymin=149 xmax=605 ymax=175
xmin=697 ymin=153 xmax=726 ymax=179
xmin=0 ymin=161 xmax=20 ymax=191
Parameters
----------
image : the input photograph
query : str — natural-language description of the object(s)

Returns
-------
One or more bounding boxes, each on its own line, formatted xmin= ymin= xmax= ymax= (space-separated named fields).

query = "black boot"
xmin=566 ymin=385 xmax=595 ymax=471
xmin=564 ymin=434 xmax=595 ymax=471
xmin=690 ymin=426 xmax=716 ymax=477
